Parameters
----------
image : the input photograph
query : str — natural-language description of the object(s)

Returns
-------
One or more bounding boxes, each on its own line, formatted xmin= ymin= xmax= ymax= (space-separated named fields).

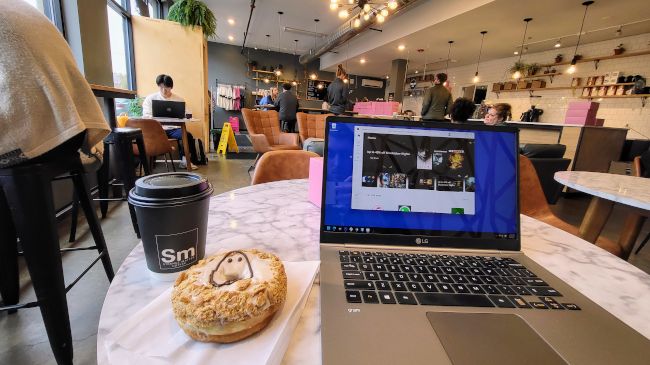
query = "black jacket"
xmin=327 ymin=78 xmax=349 ymax=115
xmin=274 ymin=90 xmax=299 ymax=121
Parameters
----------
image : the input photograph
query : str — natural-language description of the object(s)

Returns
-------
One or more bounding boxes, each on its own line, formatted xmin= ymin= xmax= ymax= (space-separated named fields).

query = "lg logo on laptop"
xmin=415 ymin=237 xmax=428 ymax=245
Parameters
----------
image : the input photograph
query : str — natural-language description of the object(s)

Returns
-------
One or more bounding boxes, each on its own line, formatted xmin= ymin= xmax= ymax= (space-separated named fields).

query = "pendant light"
xmin=512 ymin=18 xmax=532 ymax=79
xmin=567 ymin=1 xmax=594 ymax=74
xmin=473 ymin=31 xmax=487 ymax=83
xmin=266 ymin=34 xmax=271 ymax=52
xmin=310 ymin=19 xmax=319 ymax=80
xmin=444 ymin=40 xmax=453 ymax=87
xmin=275 ymin=11 xmax=283 ymax=77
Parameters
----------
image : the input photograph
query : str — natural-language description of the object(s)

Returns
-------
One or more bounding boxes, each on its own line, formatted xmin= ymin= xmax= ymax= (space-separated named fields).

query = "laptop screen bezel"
xmin=319 ymin=117 xmax=521 ymax=252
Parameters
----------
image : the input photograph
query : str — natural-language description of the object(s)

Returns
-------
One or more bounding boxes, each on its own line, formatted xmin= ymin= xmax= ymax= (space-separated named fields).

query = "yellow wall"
xmin=132 ymin=16 xmax=209 ymax=146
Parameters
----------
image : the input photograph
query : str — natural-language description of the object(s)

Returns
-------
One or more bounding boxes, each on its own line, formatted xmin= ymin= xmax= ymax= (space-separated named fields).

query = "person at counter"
xmin=420 ymin=73 xmax=453 ymax=121
xmin=327 ymin=64 xmax=349 ymax=115
xmin=274 ymin=83 xmax=299 ymax=133
xmin=449 ymin=98 xmax=476 ymax=124
xmin=484 ymin=103 xmax=512 ymax=126
xmin=142 ymin=74 xmax=199 ymax=170
xmin=259 ymin=87 xmax=277 ymax=109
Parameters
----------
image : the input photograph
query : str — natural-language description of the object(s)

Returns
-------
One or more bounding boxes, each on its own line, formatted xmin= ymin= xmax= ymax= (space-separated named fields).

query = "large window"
xmin=130 ymin=0 xmax=162 ymax=18
xmin=21 ymin=0 xmax=65 ymax=34
xmin=107 ymin=0 xmax=135 ymax=90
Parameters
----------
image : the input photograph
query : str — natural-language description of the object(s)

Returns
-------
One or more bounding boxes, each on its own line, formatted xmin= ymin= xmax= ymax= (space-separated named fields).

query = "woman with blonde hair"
xmin=484 ymin=103 xmax=512 ymax=126
xmin=327 ymin=64 xmax=349 ymax=115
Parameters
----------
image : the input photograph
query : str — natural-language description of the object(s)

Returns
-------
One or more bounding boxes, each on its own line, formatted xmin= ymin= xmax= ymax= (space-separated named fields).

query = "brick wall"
xmin=404 ymin=33 xmax=650 ymax=139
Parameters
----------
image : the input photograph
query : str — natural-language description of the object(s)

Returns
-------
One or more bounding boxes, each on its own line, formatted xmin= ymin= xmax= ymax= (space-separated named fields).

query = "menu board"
xmin=307 ymin=79 xmax=331 ymax=100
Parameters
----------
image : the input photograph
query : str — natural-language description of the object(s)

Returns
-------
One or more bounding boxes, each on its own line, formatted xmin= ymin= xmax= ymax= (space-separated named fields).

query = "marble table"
xmin=555 ymin=171 xmax=650 ymax=259
xmin=97 ymin=179 xmax=650 ymax=364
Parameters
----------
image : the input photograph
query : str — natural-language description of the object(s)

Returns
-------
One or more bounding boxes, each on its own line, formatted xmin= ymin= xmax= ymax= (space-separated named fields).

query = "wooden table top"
xmin=90 ymin=84 xmax=137 ymax=99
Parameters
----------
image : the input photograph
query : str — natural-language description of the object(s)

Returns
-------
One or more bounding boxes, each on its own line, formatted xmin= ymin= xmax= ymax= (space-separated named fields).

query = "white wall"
xmin=404 ymin=33 xmax=650 ymax=139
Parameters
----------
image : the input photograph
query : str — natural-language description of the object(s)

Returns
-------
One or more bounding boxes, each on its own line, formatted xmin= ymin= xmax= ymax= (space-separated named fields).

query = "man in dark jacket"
xmin=274 ymin=83 xmax=299 ymax=132
xmin=420 ymin=73 xmax=453 ymax=121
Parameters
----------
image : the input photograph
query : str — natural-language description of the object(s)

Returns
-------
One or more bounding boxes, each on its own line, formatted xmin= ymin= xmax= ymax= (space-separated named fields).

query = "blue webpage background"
xmin=324 ymin=121 xmax=518 ymax=236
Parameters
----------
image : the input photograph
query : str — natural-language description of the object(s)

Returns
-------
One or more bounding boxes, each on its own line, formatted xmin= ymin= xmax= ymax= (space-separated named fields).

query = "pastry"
xmin=172 ymin=249 xmax=287 ymax=343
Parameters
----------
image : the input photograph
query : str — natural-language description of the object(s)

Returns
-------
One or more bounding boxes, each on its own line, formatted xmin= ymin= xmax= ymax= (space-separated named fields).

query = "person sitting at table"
xmin=258 ymin=87 xmax=277 ymax=110
xmin=449 ymin=98 xmax=476 ymax=124
xmin=274 ymin=83 xmax=299 ymax=133
xmin=142 ymin=74 xmax=199 ymax=169
xmin=483 ymin=103 xmax=512 ymax=126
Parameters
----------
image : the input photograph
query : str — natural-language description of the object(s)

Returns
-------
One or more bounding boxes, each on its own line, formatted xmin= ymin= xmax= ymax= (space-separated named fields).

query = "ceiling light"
xmin=264 ymin=78 xmax=270 ymax=83
xmin=376 ymin=14 xmax=385 ymax=23
xmin=398 ymin=44 xmax=405 ymax=51
xmin=513 ymin=18 xmax=532 ymax=79
xmin=388 ymin=1 xmax=398 ymax=10
xmin=363 ymin=3 xmax=371 ymax=12
xmin=317 ymin=83 xmax=324 ymax=89
xmin=554 ymin=39 xmax=561 ymax=48
xmin=567 ymin=1 xmax=594 ymax=75
xmin=386 ymin=75 xmax=390 ymax=79
xmin=310 ymin=73 xmax=318 ymax=80
xmin=338 ymin=9 xmax=349 ymax=18
xmin=228 ymin=35 xmax=234 ymax=41
xmin=360 ymin=58 xmax=366 ymax=64
xmin=227 ymin=18 xmax=235 ymax=25
xmin=363 ymin=13 xmax=370 ymax=21
xmin=292 ymin=81 xmax=298 ymax=86
xmin=445 ymin=40 xmax=454 ymax=73
xmin=353 ymin=18 xmax=361 ymax=28
xmin=330 ymin=0 xmax=337 ymax=3
xmin=512 ymin=71 xmax=522 ymax=79
xmin=514 ymin=51 xmax=519 ymax=55
xmin=473 ymin=31 xmax=487 ymax=84
xmin=348 ymin=0 xmax=354 ymax=3
xmin=343 ymin=78 xmax=349 ymax=84
xmin=380 ymin=9 xmax=388 ymax=17
xmin=275 ymin=69 xmax=282 ymax=76
xmin=330 ymin=3 xmax=337 ymax=10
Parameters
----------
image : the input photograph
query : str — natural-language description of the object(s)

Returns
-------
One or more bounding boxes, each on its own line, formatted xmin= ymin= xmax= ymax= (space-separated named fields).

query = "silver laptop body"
xmin=319 ymin=117 xmax=650 ymax=365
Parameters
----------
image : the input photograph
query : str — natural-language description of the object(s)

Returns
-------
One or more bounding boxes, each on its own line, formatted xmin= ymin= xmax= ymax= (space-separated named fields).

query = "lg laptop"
xmin=152 ymin=99 xmax=185 ymax=119
xmin=319 ymin=117 xmax=650 ymax=365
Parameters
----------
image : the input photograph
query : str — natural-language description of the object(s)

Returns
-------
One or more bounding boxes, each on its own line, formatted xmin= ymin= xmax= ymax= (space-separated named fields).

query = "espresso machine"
xmin=520 ymin=106 xmax=544 ymax=123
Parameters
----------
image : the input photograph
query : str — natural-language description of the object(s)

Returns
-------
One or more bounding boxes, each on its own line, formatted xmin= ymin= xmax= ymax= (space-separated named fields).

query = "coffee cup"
xmin=128 ymin=172 xmax=213 ymax=281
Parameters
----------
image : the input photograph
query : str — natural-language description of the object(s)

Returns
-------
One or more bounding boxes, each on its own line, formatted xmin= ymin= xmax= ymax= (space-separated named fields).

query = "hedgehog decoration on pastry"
xmin=210 ymin=250 xmax=254 ymax=287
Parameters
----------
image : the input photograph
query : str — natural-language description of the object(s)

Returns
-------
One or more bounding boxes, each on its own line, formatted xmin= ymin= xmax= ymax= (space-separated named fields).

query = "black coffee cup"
xmin=128 ymin=172 xmax=213 ymax=280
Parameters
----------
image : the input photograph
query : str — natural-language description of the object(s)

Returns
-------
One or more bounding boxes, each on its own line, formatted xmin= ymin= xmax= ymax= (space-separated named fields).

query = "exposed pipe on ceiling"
xmin=241 ymin=0 xmax=256 ymax=54
xmin=298 ymin=0 xmax=422 ymax=65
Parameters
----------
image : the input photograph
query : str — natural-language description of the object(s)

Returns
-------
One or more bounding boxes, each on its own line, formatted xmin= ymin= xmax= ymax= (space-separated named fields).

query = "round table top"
xmin=554 ymin=171 xmax=650 ymax=210
xmin=97 ymin=179 xmax=650 ymax=364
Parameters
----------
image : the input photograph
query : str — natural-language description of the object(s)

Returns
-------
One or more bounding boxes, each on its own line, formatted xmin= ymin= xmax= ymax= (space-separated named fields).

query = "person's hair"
xmin=336 ymin=64 xmax=347 ymax=79
xmin=435 ymin=73 xmax=447 ymax=83
xmin=282 ymin=83 xmax=292 ymax=91
xmin=491 ymin=103 xmax=512 ymax=122
xmin=450 ymin=98 xmax=476 ymax=122
xmin=155 ymin=74 xmax=173 ymax=88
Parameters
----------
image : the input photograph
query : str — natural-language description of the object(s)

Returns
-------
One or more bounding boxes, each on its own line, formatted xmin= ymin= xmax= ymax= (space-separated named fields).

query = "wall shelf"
xmin=581 ymin=82 xmax=635 ymax=88
xmin=495 ymin=86 xmax=578 ymax=98
xmin=579 ymin=94 xmax=650 ymax=107
xmin=540 ymin=49 xmax=650 ymax=70
xmin=520 ymin=72 xmax=562 ymax=83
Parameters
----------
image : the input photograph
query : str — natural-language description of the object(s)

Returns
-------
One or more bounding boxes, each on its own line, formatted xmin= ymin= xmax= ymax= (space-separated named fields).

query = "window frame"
xmin=107 ymin=0 xmax=137 ymax=90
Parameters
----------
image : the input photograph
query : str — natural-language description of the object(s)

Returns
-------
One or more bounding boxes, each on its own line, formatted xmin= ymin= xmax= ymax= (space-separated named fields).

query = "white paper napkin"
xmin=104 ymin=261 xmax=320 ymax=365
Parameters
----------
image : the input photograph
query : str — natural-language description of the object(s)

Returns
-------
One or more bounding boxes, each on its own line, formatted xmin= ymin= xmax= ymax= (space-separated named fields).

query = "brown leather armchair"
xmin=241 ymin=108 xmax=300 ymax=172
xmin=126 ymin=118 xmax=176 ymax=172
xmin=519 ymin=155 xmax=622 ymax=257
xmin=296 ymin=112 xmax=330 ymax=143
xmin=251 ymin=150 xmax=319 ymax=185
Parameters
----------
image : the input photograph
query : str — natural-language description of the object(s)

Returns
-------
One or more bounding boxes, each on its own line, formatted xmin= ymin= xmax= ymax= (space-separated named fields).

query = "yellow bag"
xmin=116 ymin=113 xmax=129 ymax=128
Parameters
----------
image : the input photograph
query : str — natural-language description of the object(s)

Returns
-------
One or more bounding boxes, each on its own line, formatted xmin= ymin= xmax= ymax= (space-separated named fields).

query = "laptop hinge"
xmin=332 ymin=243 xmax=522 ymax=256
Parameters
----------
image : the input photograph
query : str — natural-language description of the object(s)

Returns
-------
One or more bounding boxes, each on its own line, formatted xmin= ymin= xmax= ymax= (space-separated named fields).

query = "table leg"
xmin=181 ymin=124 xmax=192 ymax=172
xmin=579 ymin=196 xmax=614 ymax=243
xmin=618 ymin=213 xmax=646 ymax=260
xmin=103 ymin=97 xmax=116 ymax=130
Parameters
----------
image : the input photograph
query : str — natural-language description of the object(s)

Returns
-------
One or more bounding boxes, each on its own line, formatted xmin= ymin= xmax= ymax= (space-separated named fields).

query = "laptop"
xmin=319 ymin=117 xmax=650 ymax=365
xmin=152 ymin=100 xmax=185 ymax=119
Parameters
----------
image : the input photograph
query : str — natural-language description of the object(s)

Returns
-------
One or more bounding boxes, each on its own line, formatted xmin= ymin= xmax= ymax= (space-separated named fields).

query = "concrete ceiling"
xmin=203 ymin=0 xmax=342 ymax=54
xmin=325 ymin=0 xmax=650 ymax=77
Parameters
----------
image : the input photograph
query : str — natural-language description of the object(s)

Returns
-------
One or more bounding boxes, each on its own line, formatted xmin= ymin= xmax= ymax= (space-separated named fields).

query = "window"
xmin=107 ymin=0 xmax=135 ymax=90
xmin=21 ymin=0 xmax=65 ymax=35
xmin=130 ymin=0 xmax=162 ymax=19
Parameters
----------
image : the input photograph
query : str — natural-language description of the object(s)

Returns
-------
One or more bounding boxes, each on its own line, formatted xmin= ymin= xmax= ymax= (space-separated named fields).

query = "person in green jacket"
xmin=420 ymin=73 xmax=453 ymax=121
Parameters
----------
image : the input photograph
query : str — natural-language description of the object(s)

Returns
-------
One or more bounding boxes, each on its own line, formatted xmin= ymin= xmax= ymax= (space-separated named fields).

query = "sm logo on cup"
xmin=155 ymin=228 xmax=199 ymax=271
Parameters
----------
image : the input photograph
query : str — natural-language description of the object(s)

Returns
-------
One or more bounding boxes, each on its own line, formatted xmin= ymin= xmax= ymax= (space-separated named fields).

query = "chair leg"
xmin=164 ymin=154 xmax=170 ymax=172
xmin=97 ymin=142 xmax=110 ymax=218
xmin=0 ymin=188 xmax=19 ymax=309
xmin=169 ymin=153 xmax=176 ymax=172
xmin=71 ymin=172 xmax=115 ymax=281
xmin=115 ymin=139 xmax=140 ymax=238
xmin=634 ymin=231 xmax=650 ymax=255
xmin=135 ymin=135 xmax=150 ymax=176
xmin=248 ymin=153 xmax=260 ymax=174
xmin=68 ymin=190 xmax=79 ymax=243
xmin=0 ymin=172 xmax=73 ymax=365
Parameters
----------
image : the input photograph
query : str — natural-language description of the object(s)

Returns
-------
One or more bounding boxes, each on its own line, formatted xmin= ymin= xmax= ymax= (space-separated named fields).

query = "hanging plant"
xmin=526 ymin=63 xmax=541 ymax=76
xmin=167 ymin=0 xmax=217 ymax=39
xmin=509 ymin=61 xmax=527 ymax=74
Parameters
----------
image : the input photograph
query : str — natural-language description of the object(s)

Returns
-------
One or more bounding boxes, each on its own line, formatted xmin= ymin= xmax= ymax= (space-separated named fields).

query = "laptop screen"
xmin=320 ymin=118 xmax=520 ymax=251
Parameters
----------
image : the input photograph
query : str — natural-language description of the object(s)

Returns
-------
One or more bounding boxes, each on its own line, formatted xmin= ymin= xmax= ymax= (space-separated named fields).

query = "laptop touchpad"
xmin=426 ymin=312 xmax=568 ymax=365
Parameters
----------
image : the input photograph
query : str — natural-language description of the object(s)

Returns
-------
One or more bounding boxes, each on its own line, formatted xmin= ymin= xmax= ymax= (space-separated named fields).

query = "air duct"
xmin=298 ymin=0 xmax=421 ymax=65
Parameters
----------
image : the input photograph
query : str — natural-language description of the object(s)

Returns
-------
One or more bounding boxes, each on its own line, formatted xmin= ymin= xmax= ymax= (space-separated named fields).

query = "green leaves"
xmin=167 ymin=0 xmax=217 ymax=39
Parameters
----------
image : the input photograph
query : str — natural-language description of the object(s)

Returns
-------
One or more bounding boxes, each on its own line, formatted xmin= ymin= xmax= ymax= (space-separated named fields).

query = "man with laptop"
xmin=142 ymin=74 xmax=199 ymax=170
xmin=319 ymin=117 xmax=650 ymax=364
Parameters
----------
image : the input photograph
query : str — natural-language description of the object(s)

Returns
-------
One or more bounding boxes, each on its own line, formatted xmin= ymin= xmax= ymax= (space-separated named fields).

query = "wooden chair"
xmin=251 ymin=150 xmax=319 ymax=185
xmin=633 ymin=151 xmax=650 ymax=254
xmin=519 ymin=155 xmax=622 ymax=257
xmin=126 ymin=119 xmax=176 ymax=173
xmin=241 ymin=108 xmax=300 ymax=172
xmin=296 ymin=112 xmax=330 ymax=143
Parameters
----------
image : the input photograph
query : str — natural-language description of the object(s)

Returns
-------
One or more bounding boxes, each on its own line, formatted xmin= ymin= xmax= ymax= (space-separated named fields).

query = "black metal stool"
xmin=97 ymin=127 xmax=149 ymax=238
xmin=0 ymin=151 xmax=115 ymax=365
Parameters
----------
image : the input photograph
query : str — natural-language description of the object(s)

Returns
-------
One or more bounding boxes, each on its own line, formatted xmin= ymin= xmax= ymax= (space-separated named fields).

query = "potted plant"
xmin=127 ymin=97 xmax=144 ymax=117
xmin=526 ymin=63 xmax=541 ymax=76
xmin=167 ymin=0 xmax=217 ymax=38
xmin=614 ymin=44 xmax=625 ymax=55
xmin=509 ymin=61 xmax=527 ymax=77
xmin=555 ymin=54 xmax=563 ymax=63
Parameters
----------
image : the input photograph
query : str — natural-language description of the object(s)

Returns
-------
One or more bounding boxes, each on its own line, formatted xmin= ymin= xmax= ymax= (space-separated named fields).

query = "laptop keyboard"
xmin=340 ymin=250 xmax=581 ymax=310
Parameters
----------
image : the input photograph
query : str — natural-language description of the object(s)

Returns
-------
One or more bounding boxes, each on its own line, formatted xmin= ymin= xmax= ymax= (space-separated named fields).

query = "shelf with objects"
xmin=540 ymin=49 xmax=650 ymax=70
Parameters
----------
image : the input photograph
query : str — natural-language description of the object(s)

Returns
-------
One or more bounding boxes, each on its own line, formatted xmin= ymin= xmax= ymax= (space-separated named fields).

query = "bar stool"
xmin=0 ymin=151 xmax=115 ymax=365
xmin=97 ymin=127 xmax=150 ymax=238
